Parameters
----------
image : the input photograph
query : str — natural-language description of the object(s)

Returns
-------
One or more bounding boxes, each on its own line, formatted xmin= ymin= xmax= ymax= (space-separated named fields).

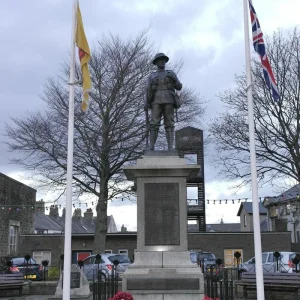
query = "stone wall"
xmin=291 ymin=243 xmax=300 ymax=252
xmin=188 ymin=232 xmax=291 ymax=261
xmin=20 ymin=231 xmax=291 ymax=264
xmin=0 ymin=173 xmax=36 ymax=256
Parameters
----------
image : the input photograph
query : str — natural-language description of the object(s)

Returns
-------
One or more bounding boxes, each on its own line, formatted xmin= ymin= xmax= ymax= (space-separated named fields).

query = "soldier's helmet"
xmin=152 ymin=53 xmax=169 ymax=65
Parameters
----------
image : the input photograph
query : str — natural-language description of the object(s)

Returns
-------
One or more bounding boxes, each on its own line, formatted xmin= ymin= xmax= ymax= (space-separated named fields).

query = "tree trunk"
xmin=93 ymin=181 xmax=108 ymax=254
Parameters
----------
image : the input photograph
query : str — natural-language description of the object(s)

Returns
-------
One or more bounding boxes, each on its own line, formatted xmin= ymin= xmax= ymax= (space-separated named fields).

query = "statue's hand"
xmin=167 ymin=71 xmax=177 ymax=82
xmin=144 ymin=103 xmax=151 ymax=111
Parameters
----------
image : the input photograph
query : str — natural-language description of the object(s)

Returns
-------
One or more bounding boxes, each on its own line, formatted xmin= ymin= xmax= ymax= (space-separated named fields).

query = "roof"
xmin=237 ymin=202 xmax=267 ymax=216
xmin=206 ymin=223 xmax=241 ymax=232
xmin=264 ymin=184 xmax=300 ymax=206
xmin=0 ymin=172 xmax=37 ymax=192
xmin=34 ymin=213 xmax=63 ymax=232
xmin=260 ymin=218 xmax=269 ymax=232
xmin=188 ymin=220 xmax=269 ymax=233
xmin=34 ymin=213 xmax=116 ymax=233
xmin=188 ymin=223 xmax=240 ymax=232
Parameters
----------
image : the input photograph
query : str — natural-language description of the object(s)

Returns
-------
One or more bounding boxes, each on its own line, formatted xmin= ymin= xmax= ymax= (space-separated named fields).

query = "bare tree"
xmin=209 ymin=28 xmax=300 ymax=188
xmin=5 ymin=32 xmax=204 ymax=253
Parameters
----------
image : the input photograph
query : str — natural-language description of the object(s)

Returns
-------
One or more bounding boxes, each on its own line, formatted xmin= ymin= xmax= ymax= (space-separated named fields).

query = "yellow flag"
xmin=76 ymin=5 xmax=91 ymax=112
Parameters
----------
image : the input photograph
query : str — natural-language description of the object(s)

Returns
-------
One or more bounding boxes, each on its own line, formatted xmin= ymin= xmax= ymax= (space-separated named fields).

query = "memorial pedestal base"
xmin=122 ymin=251 xmax=204 ymax=300
xmin=123 ymin=155 xmax=204 ymax=299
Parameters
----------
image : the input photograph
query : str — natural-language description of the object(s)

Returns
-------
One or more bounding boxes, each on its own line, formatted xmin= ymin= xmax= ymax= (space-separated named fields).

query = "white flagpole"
xmin=63 ymin=1 xmax=78 ymax=299
xmin=243 ymin=1 xmax=265 ymax=300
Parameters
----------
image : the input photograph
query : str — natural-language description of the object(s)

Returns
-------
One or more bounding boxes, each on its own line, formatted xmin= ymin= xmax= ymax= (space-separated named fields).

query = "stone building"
xmin=19 ymin=231 xmax=291 ymax=267
xmin=237 ymin=202 xmax=268 ymax=232
xmin=32 ymin=205 xmax=118 ymax=263
xmin=0 ymin=172 xmax=36 ymax=257
xmin=263 ymin=184 xmax=300 ymax=243
xmin=34 ymin=206 xmax=117 ymax=235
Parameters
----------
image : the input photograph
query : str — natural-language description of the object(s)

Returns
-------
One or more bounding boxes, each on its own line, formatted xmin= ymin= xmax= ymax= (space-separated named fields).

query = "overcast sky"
xmin=1 ymin=0 xmax=299 ymax=230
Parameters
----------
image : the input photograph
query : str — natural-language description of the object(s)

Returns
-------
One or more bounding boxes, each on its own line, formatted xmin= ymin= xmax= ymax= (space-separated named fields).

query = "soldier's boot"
xmin=150 ymin=130 xmax=159 ymax=150
xmin=166 ymin=128 xmax=174 ymax=150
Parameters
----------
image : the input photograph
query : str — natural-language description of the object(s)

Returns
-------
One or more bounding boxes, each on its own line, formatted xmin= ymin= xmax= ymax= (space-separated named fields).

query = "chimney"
xmin=73 ymin=208 xmax=82 ymax=219
xmin=83 ymin=208 xmax=93 ymax=221
xmin=121 ymin=224 xmax=127 ymax=232
xmin=35 ymin=200 xmax=45 ymax=214
xmin=49 ymin=205 xmax=59 ymax=217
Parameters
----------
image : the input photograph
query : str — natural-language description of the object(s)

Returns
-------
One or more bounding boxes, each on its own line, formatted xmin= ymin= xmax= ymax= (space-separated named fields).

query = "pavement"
xmin=0 ymin=297 xmax=50 ymax=300
xmin=0 ymin=296 xmax=245 ymax=300
xmin=0 ymin=295 xmax=94 ymax=300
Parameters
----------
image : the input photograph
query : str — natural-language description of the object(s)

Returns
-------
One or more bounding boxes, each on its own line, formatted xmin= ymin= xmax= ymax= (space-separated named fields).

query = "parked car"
xmin=290 ymin=253 xmax=300 ymax=273
xmin=238 ymin=252 xmax=300 ymax=274
xmin=81 ymin=253 xmax=132 ymax=281
xmin=189 ymin=251 xmax=198 ymax=265
xmin=197 ymin=252 xmax=217 ymax=269
xmin=7 ymin=257 xmax=43 ymax=280
xmin=189 ymin=251 xmax=217 ymax=272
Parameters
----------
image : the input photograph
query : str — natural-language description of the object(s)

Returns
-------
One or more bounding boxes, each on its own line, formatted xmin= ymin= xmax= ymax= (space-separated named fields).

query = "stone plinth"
xmin=52 ymin=264 xmax=90 ymax=299
xmin=123 ymin=155 xmax=204 ymax=300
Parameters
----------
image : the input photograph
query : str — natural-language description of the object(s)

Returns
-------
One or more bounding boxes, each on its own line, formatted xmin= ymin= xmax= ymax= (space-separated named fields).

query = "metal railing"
xmin=92 ymin=261 xmax=119 ymax=300
xmin=204 ymin=265 xmax=239 ymax=281
xmin=205 ymin=267 xmax=234 ymax=300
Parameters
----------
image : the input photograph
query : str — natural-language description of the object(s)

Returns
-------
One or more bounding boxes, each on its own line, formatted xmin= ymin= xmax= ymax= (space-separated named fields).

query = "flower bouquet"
xmin=108 ymin=291 xmax=134 ymax=300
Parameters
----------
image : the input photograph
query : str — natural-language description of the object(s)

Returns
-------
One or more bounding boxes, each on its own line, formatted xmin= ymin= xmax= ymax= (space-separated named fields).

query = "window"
xmin=83 ymin=257 xmax=94 ymax=264
xmin=244 ymin=214 xmax=247 ymax=227
xmin=261 ymin=253 xmax=268 ymax=263
xmin=108 ymin=255 xmax=131 ymax=264
xmin=12 ymin=257 xmax=36 ymax=265
xmin=33 ymin=251 xmax=51 ymax=265
xmin=224 ymin=249 xmax=243 ymax=267
xmin=267 ymin=253 xmax=274 ymax=262
xmin=118 ymin=249 xmax=128 ymax=255
xmin=9 ymin=225 xmax=18 ymax=254
xmin=190 ymin=252 xmax=197 ymax=264
xmin=187 ymin=187 xmax=198 ymax=205
xmin=269 ymin=206 xmax=277 ymax=218
xmin=105 ymin=250 xmax=112 ymax=254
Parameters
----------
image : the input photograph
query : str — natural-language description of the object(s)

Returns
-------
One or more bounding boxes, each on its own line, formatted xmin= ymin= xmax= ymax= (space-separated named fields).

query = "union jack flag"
xmin=248 ymin=0 xmax=279 ymax=101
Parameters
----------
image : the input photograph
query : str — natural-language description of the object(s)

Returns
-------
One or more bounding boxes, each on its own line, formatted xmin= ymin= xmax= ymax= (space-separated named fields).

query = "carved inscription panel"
xmin=144 ymin=183 xmax=180 ymax=245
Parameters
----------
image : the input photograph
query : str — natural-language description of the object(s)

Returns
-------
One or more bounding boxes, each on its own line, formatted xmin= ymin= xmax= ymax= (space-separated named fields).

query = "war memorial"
xmin=122 ymin=53 xmax=204 ymax=300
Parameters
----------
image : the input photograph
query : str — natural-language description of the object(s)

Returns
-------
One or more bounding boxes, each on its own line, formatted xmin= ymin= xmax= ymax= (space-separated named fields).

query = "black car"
xmin=7 ymin=257 xmax=43 ymax=280
xmin=197 ymin=252 xmax=217 ymax=269
xmin=190 ymin=251 xmax=217 ymax=275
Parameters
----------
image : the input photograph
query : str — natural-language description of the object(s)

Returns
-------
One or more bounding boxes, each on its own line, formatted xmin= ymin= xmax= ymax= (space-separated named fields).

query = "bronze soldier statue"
xmin=145 ymin=53 xmax=183 ymax=150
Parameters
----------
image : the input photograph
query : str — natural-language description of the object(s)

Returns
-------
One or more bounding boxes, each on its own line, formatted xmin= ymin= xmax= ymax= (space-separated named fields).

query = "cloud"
xmin=107 ymin=201 xmax=137 ymax=231
xmin=1 ymin=0 xmax=299 ymax=229
xmin=113 ymin=0 xmax=187 ymax=13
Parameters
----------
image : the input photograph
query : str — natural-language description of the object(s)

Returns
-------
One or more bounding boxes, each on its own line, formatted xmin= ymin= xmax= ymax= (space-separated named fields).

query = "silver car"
xmin=81 ymin=253 xmax=131 ymax=281
xmin=239 ymin=251 xmax=300 ymax=274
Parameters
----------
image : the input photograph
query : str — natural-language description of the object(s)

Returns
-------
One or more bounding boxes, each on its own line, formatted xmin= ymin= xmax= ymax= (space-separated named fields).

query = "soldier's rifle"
xmin=145 ymin=107 xmax=149 ymax=148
